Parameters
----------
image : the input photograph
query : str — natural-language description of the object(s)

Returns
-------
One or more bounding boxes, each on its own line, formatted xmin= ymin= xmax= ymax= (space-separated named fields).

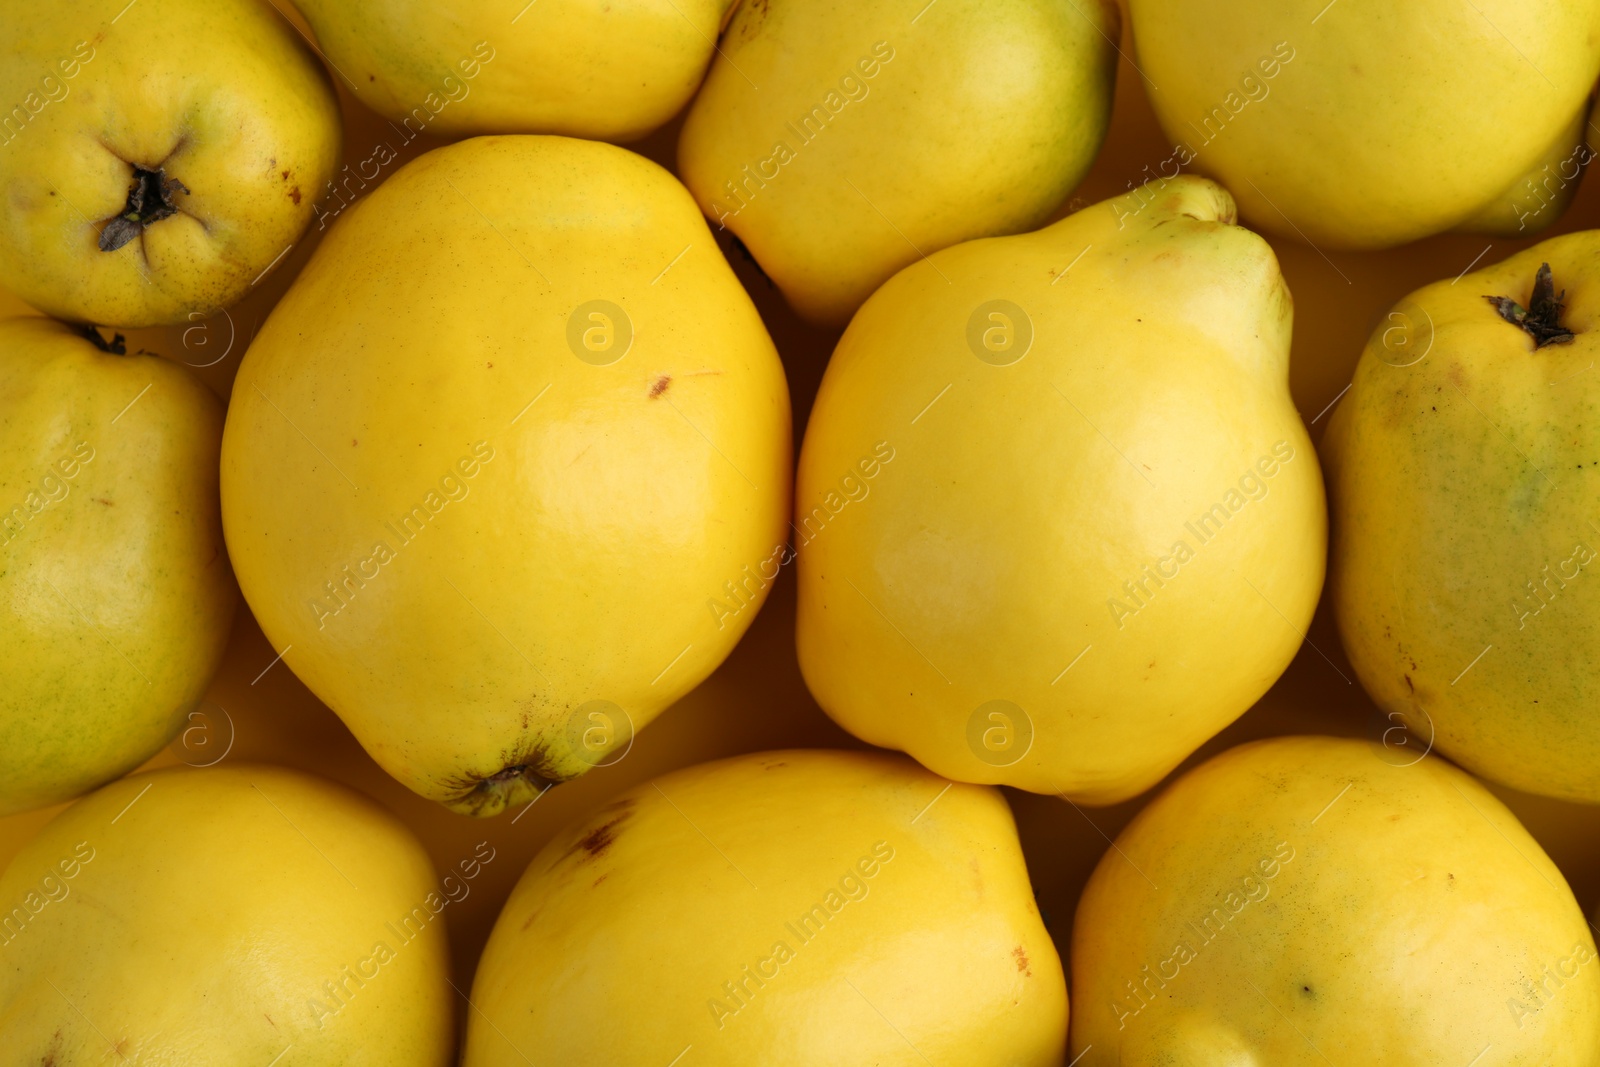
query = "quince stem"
xmin=1485 ymin=262 xmax=1575 ymax=348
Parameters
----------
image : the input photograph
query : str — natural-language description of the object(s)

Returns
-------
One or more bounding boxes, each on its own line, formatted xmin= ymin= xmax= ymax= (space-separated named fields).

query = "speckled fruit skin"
xmin=1071 ymin=736 xmax=1600 ymax=1066
xmin=0 ymin=316 xmax=237 ymax=817
xmin=221 ymin=136 xmax=791 ymax=818
xmin=0 ymin=0 xmax=342 ymax=327
xmin=678 ymin=0 xmax=1119 ymax=325
xmin=1327 ymin=233 xmax=1600 ymax=802
xmin=0 ymin=764 xmax=454 ymax=1064
xmin=464 ymin=749 xmax=1066 ymax=1067
xmin=294 ymin=0 xmax=733 ymax=142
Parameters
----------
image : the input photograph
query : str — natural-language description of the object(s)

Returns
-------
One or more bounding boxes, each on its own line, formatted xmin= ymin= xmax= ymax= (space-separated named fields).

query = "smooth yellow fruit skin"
xmin=0 ymin=317 xmax=237 ymax=816
xmin=0 ymin=764 xmax=453 ymax=1064
xmin=1454 ymin=98 xmax=1593 ymax=237
xmin=221 ymin=136 xmax=791 ymax=817
xmin=1327 ymin=234 xmax=1600 ymax=801
xmin=1071 ymin=736 xmax=1600 ymax=1065
xmin=295 ymin=0 xmax=728 ymax=142
xmin=1126 ymin=0 xmax=1600 ymax=250
xmin=0 ymin=0 xmax=342 ymax=327
xmin=796 ymin=176 xmax=1325 ymax=803
xmin=678 ymin=0 xmax=1118 ymax=326
xmin=465 ymin=749 xmax=1066 ymax=1066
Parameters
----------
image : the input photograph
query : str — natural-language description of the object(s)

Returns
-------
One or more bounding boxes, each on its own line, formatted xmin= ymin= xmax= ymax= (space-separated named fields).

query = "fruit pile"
xmin=3 ymin=0 xmax=1600 ymax=1063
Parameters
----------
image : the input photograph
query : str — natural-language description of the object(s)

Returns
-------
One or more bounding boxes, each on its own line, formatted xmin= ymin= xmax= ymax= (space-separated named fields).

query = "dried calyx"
xmin=1485 ymin=262 xmax=1575 ymax=348
xmin=453 ymin=763 xmax=560 ymax=818
xmin=99 ymin=166 xmax=190 ymax=253
xmin=77 ymin=325 xmax=127 ymax=354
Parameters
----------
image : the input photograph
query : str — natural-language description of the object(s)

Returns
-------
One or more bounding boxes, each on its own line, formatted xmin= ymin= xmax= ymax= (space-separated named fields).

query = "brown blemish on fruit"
xmin=45 ymin=1027 xmax=62 ymax=1065
xmin=736 ymin=0 xmax=771 ymax=40
xmin=1012 ymin=945 xmax=1031 ymax=977
xmin=564 ymin=807 xmax=634 ymax=863
xmin=579 ymin=820 xmax=623 ymax=857
xmin=289 ymin=186 xmax=302 ymax=205
xmin=650 ymin=375 xmax=671 ymax=398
